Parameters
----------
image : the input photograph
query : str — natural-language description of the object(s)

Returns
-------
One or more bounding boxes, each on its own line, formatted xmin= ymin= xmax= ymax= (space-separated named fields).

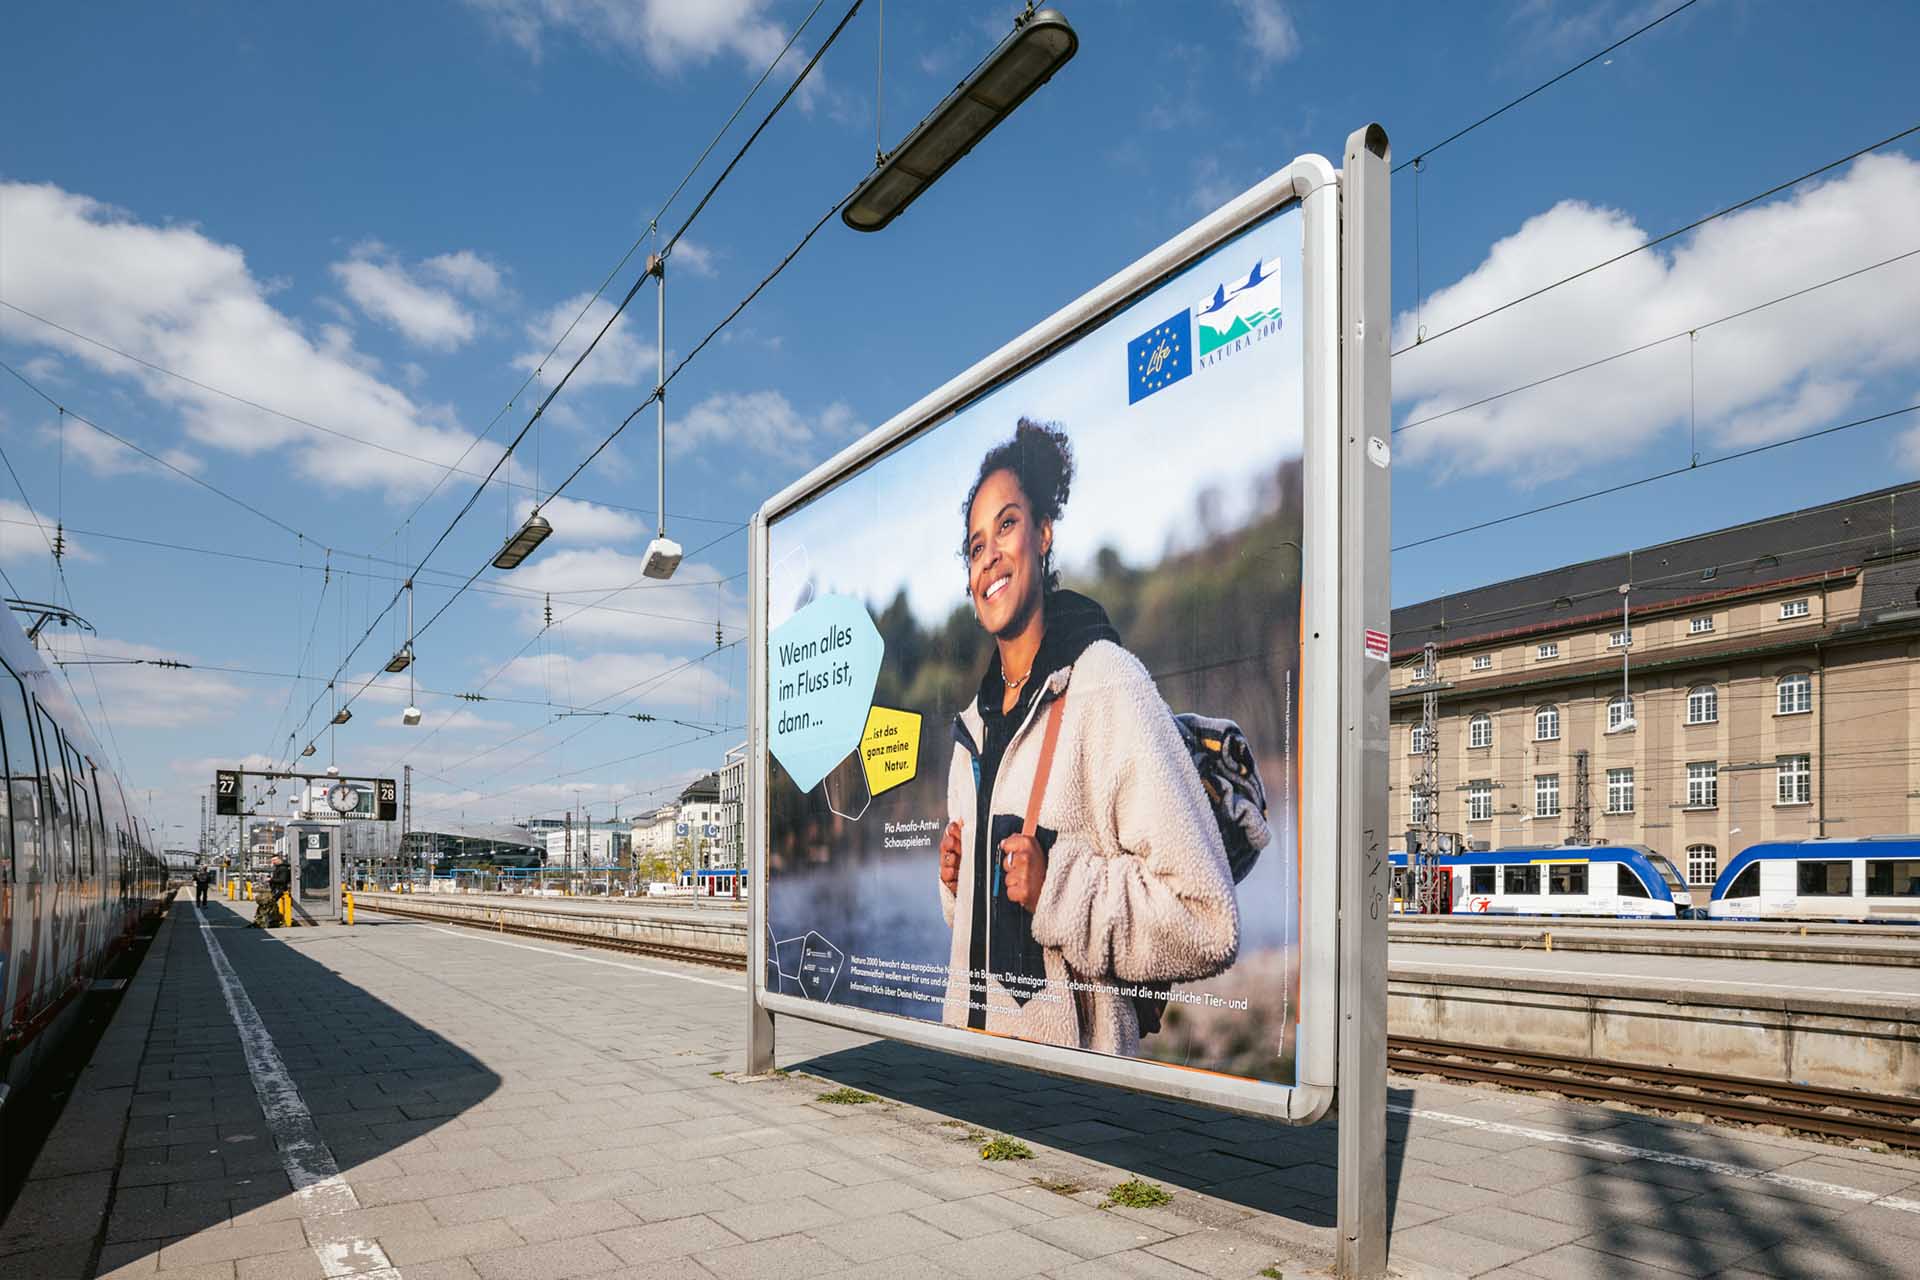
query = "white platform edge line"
xmin=1390 ymin=1103 xmax=1920 ymax=1215
xmin=194 ymin=905 xmax=404 ymax=1278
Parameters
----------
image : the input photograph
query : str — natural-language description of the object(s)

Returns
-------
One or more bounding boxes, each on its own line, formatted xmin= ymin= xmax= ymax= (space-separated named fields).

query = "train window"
xmin=1617 ymin=864 xmax=1652 ymax=898
xmin=1726 ymin=863 xmax=1760 ymax=898
xmin=1797 ymin=860 xmax=1852 ymax=896
xmin=68 ymin=746 xmax=97 ymax=880
xmin=34 ymin=705 xmax=74 ymax=880
xmin=1469 ymin=866 xmax=1495 ymax=895
xmin=1548 ymin=864 xmax=1588 ymax=895
xmin=1503 ymin=865 xmax=1540 ymax=895
xmin=0 ymin=659 xmax=32 ymax=884
xmin=1866 ymin=860 xmax=1920 ymax=897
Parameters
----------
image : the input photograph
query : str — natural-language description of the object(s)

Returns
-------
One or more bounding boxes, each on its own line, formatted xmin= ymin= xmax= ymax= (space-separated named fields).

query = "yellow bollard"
xmin=279 ymin=892 xmax=292 ymax=928
xmin=1543 ymin=930 xmax=1553 ymax=952
xmin=227 ymin=877 xmax=236 ymax=900
xmin=244 ymin=879 xmax=253 ymax=901
xmin=344 ymin=891 xmax=355 ymax=926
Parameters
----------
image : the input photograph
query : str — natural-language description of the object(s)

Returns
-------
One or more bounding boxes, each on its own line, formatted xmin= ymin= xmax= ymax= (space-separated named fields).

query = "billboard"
xmin=753 ymin=156 xmax=1351 ymax=1120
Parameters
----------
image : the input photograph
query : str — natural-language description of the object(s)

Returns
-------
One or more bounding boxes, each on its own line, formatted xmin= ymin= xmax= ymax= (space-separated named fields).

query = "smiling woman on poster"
xmin=936 ymin=419 xmax=1240 ymax=1054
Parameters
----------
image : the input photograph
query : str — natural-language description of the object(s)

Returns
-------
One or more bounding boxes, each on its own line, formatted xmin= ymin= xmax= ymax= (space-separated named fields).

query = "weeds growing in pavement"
xmin=979 ymin=1136 xmax=1034 ymax=1161
xmin=816 ymin=1087 xmax=880 ymax=1105
xmin=1030 ymin=1177 xmax=1085 ymax=1196
xmin=1104 ymin=1178 xmax=1172 ymax=1209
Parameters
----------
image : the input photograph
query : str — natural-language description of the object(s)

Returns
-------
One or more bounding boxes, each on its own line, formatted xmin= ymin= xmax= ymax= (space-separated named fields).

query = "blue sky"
xmin=3 ymin=1 xmax=1917 ymax=845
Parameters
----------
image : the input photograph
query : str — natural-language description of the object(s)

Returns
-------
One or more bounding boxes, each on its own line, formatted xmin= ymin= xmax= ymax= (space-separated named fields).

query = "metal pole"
xmin=656 ymin=253 xmax=667 ymax=540
xmin=746 ymin=512 xmax=775 ymax=1073
xmin=1337 ymin=122 xmax=1391 ymax=1280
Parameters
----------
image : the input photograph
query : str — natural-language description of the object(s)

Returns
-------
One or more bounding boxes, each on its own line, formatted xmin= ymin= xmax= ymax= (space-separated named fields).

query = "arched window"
xmin=1534 ymin=704 xmax=1560 ymax=742
xmin=1686 ymin=844 xmax=1718 ymax=887
xmin=1409 ymin=725 xmax=1430 ymax=755
xmin=1468 ymin=714 xmax=1492 ymax=749
xmin=1777 ymin=672 xmax=1812 ymax=715
xmin=1686 ymin=685 xmax=1718 ymax=725
xmin=1606 ymin=694 xmax=1634 ymax=732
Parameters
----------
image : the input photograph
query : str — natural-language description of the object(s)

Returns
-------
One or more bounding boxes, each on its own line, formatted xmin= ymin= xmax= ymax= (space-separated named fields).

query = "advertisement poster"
xmin=765 ymin=204 xmax=1305 ymax=1087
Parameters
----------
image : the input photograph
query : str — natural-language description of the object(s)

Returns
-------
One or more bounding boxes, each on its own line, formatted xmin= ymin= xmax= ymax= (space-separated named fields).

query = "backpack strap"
xmin=1022 ymin=693 xmax=1067 ymax=838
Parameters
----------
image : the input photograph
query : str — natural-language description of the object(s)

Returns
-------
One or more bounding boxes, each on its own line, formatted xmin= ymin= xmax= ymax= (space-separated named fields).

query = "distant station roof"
xmin=407 ymin=820 xmax=540 ymax=848
xmin=1393 ymin=482 xmax=1920 ymax=656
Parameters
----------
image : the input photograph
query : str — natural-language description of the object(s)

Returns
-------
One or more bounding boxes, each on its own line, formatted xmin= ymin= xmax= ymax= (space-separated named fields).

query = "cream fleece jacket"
xmin=939 ymin=639 xmax=1241 ymax=1054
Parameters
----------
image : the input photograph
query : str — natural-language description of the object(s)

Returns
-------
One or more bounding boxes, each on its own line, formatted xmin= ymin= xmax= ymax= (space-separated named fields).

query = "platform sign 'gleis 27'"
xmin=747 ymin=142 xmax=1391 ymax=1128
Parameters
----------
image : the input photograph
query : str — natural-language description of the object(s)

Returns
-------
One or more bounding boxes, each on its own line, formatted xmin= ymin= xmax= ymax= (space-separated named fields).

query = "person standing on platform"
xmin=193 ymin=863 xmax=212 ymax=906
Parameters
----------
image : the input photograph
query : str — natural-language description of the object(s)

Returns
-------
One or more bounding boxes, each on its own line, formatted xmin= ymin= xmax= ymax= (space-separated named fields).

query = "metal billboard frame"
xmin=747 ymin=131 xmax=1387 ymax=1147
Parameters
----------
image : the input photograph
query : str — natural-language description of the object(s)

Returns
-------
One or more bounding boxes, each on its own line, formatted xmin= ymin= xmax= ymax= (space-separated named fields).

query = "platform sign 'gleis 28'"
xmin=747 ymin=140 xmax=1395 ymax=1128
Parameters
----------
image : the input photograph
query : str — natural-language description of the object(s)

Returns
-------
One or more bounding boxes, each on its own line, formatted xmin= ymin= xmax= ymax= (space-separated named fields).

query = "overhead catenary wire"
xmin=1391 ymin=0 xmax=1704 ymax=175
xmin=1393 ymin=245 xmax=1920 ymax=436
xmin=283 ymin=1 xmax=859 ymax=768
xmin=1393 ymin=402 xmax=1920 ymax=553
xmin=1391 ymin=121 xmax=1920 ymax=358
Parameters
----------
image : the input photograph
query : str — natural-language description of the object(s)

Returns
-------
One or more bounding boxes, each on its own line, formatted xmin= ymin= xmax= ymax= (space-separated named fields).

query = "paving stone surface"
xmin=6 ymin=896 xmax=1920 ymax=1279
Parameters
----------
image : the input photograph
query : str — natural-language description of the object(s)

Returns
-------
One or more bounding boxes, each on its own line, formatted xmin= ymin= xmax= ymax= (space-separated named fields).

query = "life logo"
xmin=1125 ymin=257 xmax=1283 ymax=405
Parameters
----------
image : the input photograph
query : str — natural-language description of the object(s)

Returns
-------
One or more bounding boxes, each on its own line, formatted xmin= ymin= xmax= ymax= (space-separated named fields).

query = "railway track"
xmin=1390 ymin=1035 xmax=1920 ymax=1150
xmin=361 ymin=901 xmax=749 ymax=971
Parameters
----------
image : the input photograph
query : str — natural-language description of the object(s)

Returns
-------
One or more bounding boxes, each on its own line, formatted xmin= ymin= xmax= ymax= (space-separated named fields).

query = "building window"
xmin=1469 ymin=714 xmax=1492 ymax=749
xmin=1467 ymin=780 xmax=1493 ymax=822
xmin=1689 ymin=616 xmax=1715 ymax=635
xmin=1686 ymin=685 xmax=1718 ymax=725
xmin=1607 ymin=694 xmax=1634 ymax=732
xmin=1536 ymin=642 xmax=1560 ymax=660
xmin=1687 ymin=844 xmax=1718 ymax=886
xmin=1780 ymin=599 xmax=1810 ymax=620
xmin=1504 ymin=864 xmax=1540 ymax=895
xmin=1471 ymin=653 xmax=1492 ymax=671
xmin=1866 ymin=860 xmax=1920 ymax=897
xmin=1777 ymin=672 xmax=1812 ymax=715
xmin=1534 ymin=773 xmax=1560 ymax=818
xmin=1534 ymin=705 xmax=1560 ymax=741
xmin=1686 ymin=762 xmax=1718 ymax=808
xmin=1548 ymin=863 xmax=1587 ymax=895
xmin=1797 ymin=860 xmax=1852 ymax=897
xmin=1606 ymin=768 xmax=1634 ymax=814
xmin=1409 ymin=725 xmax=1430 ymax=756
xmin=1777 ymin=754 xmax=1811 ymax=805
xmin=1411 ymin=791 xmax=1433 ymax=825
xmin=1608 ymin=630 xmax=1631 ymax=649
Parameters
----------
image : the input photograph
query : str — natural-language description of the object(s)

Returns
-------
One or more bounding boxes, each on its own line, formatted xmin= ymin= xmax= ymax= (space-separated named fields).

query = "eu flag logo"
xmin=1128 ymin=312 xmax=1192 ymax=404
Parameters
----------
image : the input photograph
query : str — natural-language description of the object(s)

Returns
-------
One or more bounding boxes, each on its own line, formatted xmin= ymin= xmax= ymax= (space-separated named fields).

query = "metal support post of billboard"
xmin=745 ymin=512 xmax=776 ymax=1075
xmin=1336 ymin=122 xmax=1392 ymax=1280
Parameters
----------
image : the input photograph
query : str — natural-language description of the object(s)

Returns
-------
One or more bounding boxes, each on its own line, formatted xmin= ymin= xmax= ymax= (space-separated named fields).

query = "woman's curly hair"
xmin=960 ymin=418 xmax=1074 ymax=592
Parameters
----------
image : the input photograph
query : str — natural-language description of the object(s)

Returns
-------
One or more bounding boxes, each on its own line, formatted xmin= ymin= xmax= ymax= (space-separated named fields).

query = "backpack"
xmin=1023 ymin=698 xmax=1271 ymax=1038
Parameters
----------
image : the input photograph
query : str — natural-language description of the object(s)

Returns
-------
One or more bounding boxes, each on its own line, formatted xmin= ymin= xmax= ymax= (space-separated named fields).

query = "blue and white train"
xmin=1707 ymin=837 xmax=1920 ymax=923
xmin=1390 ymin=845 xmax=1696 ymax=918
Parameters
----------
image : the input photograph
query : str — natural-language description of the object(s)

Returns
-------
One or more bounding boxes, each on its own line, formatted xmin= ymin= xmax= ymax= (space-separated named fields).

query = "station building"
xmin=1391 ymin=482 xmax=1920 ymax=889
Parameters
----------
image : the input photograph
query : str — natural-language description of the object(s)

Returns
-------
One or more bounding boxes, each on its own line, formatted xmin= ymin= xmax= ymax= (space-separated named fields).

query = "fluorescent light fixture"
xmin=402 ymin=705 xmax=422 ymax=726
xmin=325 ymin=764 xmax=340 ymax=776
xmin=642 ymin=535 xmax=683 ymax=580
xmin=384 ymin=645 xmax=413 ymax=673
xmin=843 ymin=8 xmax=1077 ymax=233
xmin=493 ymin=513 xmax=553 ymax=570
xmin=331 ymin=708 xmax=352 ymax=725
xmin=300 ymin=744 xmax=316 ymax=757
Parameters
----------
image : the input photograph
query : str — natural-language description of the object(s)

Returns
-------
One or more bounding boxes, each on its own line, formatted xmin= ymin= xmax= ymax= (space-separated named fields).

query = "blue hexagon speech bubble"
xmin=767 ymin=593 xmax=883 ymax=793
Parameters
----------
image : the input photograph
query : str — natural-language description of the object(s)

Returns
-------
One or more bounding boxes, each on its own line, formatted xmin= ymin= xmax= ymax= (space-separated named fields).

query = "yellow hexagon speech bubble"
xmin=859 ymin=705 xmax=922 ymax=798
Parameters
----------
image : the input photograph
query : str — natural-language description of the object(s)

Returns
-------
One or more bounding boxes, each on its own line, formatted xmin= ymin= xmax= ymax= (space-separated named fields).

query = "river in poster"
xmin=765 ymin=205 xmax=1305 ymax=1086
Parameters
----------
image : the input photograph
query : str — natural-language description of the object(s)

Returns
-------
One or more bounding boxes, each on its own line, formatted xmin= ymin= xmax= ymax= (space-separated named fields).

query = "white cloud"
xmin=0 ymin=497 xmax=97 ymax=564
xmin=494 ymin=648 xmax=733 ymax=709
xmin=677 ymin=389 xmax=862 ymax=457
xmin=422 ymin=249 xmax=505 ymax=300
xmin=1391 ymin=153 xmax=1920 ymax=482
xmin=519 ymin=291 xmax=656 ymax=390
xmin=670 ymin=239 xmax=717 ymax=279
xmin=486 ymin=545 xmax=744 ymax=645
xmin=509 ymin=494 xmax=647 ymax=544
xmin=1231 ymin=0 xmax=1300 ymax=70
xmin=42 ymin=416 xmax=203 ymax=480
xmin=332 ymin=242 xmax=488 ymax=350
xmin=0 ymin=182 xmax=496 ymax=496
xmin=42 ymin=636 xmax=247 ymax=729
xmin=464 ymin=0 xmax=799 ymax=74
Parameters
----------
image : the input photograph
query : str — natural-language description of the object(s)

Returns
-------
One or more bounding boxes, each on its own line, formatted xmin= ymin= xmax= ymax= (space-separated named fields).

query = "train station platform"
xmin=6 ymin=897 xmax=1920 ymax=1279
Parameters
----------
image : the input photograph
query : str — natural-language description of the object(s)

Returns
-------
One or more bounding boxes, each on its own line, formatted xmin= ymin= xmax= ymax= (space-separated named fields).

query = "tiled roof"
xmin=1393 ymin=483 xmax=1920 ymax=654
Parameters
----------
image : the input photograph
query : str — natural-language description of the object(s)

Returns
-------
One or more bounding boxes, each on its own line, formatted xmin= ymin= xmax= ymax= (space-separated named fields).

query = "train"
xmin=0 ymin=608 xmax=172 ymax=1116
xmin=1706 ymin=837 xmax=1920 ymax=923
xmin=1390 ymin=845 xmax=1696 ymax=918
